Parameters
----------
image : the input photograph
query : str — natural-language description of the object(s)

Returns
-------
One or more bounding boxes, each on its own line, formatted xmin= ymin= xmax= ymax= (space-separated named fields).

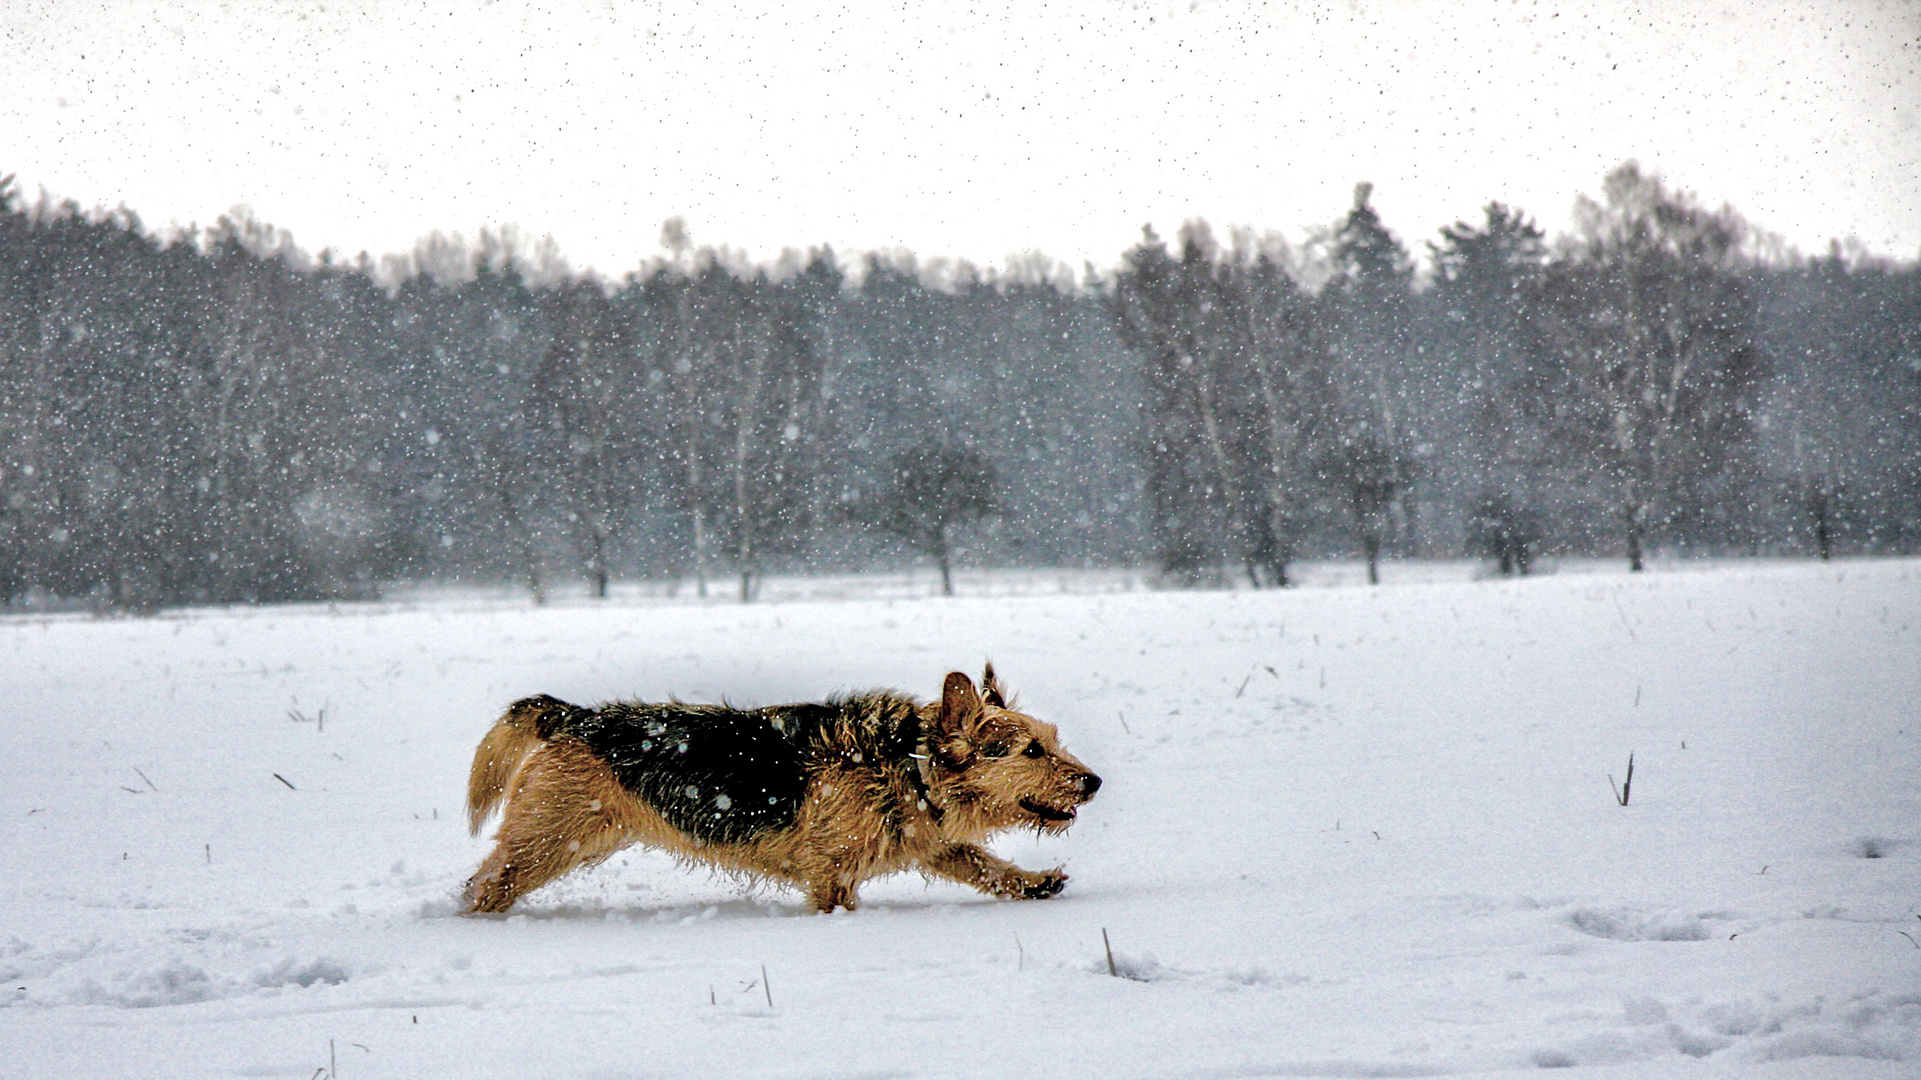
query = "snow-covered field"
xmin=3 ymin=560 xmax=1917 ymax=1078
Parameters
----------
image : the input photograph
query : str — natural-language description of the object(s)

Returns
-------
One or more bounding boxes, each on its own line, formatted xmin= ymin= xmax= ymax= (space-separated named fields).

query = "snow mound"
xmin=1565 ymin=907 xmax=1717 ymax=942
xmin=251 ymin=956 xmax=351 ymax=989
xmin=1526 ymin=991 xmax=1921 ymax=1069
xmin=79 ymin=959 xmax=224 ymax=1009
xmin=1734 ymin=993 xmax=1921 ymax=1063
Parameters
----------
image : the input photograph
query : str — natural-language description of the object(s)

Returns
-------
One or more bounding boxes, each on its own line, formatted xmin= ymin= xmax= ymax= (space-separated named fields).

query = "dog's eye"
xmin=1022 ymin=741 xmax=1046 ymax=758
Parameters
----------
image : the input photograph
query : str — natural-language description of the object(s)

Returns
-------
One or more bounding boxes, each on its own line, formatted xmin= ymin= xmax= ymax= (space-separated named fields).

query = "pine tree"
xmin=1429 ymin=202 xmax=1548 ymax=554
xmin=1323 ymin=184 xmax=1423 ymax=566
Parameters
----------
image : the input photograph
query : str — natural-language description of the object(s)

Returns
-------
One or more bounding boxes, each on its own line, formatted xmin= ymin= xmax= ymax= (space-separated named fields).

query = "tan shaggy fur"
xmin=463 ymin=666 xmax=1100 ymax=913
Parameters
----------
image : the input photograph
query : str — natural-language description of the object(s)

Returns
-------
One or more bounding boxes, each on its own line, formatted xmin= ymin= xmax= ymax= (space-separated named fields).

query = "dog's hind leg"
xmin=464 ymin=739 xmax=640 ymax=913
xmin=804 ymin=874 xmax=858 ymax=914
xmin=467 ymin=696 xmax=576 ymax=835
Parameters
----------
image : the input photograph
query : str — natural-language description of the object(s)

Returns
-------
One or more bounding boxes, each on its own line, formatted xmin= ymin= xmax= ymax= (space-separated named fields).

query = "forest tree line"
xmin=1 ymin=163 xmax=1917 ymax=609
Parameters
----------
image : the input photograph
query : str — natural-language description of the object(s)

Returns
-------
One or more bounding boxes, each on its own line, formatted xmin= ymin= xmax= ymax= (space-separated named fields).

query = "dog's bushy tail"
xmin=467 ymin=694 xmax=580 ymax=835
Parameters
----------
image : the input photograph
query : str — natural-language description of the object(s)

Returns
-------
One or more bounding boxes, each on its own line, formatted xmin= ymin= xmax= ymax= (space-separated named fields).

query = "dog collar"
xmin=907 ymin=724 xmax=944 ymax=823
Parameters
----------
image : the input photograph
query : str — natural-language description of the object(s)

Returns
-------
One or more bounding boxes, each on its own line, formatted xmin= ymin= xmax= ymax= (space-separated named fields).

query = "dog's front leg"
xmin=923 ymin=843 xmax=1067 ymax=900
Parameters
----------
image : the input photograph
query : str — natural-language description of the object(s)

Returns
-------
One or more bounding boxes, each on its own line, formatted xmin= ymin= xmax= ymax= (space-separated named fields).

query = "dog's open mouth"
xmin=1020 ymin=798 xmax=1077 ymax=823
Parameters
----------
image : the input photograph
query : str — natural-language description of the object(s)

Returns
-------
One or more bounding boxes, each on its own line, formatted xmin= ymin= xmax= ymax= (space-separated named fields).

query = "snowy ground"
xmin=3 ymin=559 xmax=1917 ymax=1078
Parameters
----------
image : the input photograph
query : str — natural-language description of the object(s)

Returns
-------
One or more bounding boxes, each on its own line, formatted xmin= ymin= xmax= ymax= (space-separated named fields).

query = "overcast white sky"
xmin=2 ymin=0 xmax=1916 ymax=274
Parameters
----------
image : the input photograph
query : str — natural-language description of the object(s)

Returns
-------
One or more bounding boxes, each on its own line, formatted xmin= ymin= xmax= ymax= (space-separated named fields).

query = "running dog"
xmin=464 ymin=665 xmax=1100 ymax=913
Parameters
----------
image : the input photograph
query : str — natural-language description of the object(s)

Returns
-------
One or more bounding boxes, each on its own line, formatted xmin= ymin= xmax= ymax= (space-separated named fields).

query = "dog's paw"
xmin=1021 ymin=868 xmax=1068 ymax=900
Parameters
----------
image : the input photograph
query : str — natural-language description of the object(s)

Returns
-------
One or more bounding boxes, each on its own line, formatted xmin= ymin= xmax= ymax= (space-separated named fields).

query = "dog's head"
xmin=926 ymin=664 xmax=1101 ymax=835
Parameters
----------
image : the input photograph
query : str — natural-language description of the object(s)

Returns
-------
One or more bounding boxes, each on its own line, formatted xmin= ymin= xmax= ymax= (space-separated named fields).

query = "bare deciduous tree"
xmin=1113 ymin=223 xmax=1331 ymax=586
xmin=1524 ymin=164 xmax=1765 ymax=570
xmin=531 ymin=280 xmax=640 ymax=598
xmin=851 ymin=444 xmax=998 ymax=595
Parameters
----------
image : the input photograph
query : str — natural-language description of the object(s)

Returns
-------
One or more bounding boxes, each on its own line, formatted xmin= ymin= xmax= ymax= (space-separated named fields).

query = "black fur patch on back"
xmin=553 ymin=701 xmax=847 ymax=846
xmin=509 ymin=694 xmax=587 ymax=740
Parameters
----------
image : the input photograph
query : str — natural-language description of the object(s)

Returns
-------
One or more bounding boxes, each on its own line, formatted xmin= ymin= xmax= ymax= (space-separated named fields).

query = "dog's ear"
xmin=937 ymin=671 xmax=984 ymax=746
xmin=980 ymin=662 xmax=1007 ymax=709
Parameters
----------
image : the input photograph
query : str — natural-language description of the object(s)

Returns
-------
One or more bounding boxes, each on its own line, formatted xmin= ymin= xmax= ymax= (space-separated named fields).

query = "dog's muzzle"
xmin=1020 ymin=798 xmax=1078 ymax=822
xmin=1020 ymin=772 xmax=1100 ymax=824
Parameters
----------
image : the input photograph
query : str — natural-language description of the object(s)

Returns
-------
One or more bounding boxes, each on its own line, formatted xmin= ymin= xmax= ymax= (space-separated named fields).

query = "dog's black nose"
xmin=1078 ymin=773 xmax=1101 ymax=796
